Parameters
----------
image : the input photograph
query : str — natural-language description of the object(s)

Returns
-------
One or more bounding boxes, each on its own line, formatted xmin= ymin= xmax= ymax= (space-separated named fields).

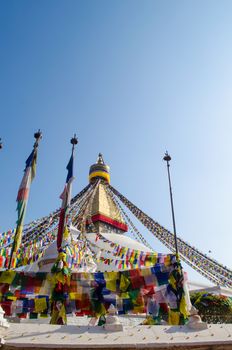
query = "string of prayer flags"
xmin=0 ymin=261 xmax=189 ymax=325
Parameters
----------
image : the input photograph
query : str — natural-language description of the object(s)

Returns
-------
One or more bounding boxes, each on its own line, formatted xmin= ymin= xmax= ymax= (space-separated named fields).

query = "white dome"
xmin=86 ymin=232 xmax=153 ymax=272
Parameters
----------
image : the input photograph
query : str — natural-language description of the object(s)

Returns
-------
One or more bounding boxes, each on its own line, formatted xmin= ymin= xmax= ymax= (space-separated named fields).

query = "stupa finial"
xmin=97 ymin=153 xmax=105 ymax=165
xmin=89 ymin=153 xmax=110 ymax=183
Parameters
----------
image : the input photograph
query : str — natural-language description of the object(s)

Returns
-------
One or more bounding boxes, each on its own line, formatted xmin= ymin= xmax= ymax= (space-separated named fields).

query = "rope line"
xmin=109 ymin=184 xmax=232 ymax=288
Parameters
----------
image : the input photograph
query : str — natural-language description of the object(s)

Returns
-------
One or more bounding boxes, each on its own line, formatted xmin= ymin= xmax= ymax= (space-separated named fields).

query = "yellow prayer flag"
xmin=56 ymin=272 xmax=65 ymax=284
xmin=168 ymin=310 xmax=180 ymax=325
xmin=34 ymin=298 xmax=47 ymax=313
xmin=69 ymin=292 xmax=78 ymax=300
xmin=59 ymin=304 xmax=67 ymax=323
xmin=0 ymin=270 xmax=16 ymax=284
xmin=105 ymin=272 xmax=118 ymax=292
xmin=168 ymin=274 xmax=176 ymax=290
xmin=133 ymin=305 xmax=145 ymax=314
xmin=63 ymin=226 xmax=69 ymax=240
xmin=95 ymin=303 xmax=106 ymax=317
xmin=180 ymin=295 xmax=188 ymax=318
xmin=151 ymin=254 xmax=158 ymax=264
xmin=121 ymin=292 xmax=129 ymax=298
xmin=119 ymin=274 xmax=130 ymax=292
xmin=141 ymin=268 xmax=152 ymax=277
xmin=14 ymin=225 xmax=23 ymax=252
xmin=164 ymin=255 xmax=171 ymax=266
xmin=50 ymin=303 xmax=67 ymax=324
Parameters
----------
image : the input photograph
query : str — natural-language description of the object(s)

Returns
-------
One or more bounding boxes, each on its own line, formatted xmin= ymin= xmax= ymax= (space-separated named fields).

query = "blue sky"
xmin=1 ymin=0 xmax=232 ymax=283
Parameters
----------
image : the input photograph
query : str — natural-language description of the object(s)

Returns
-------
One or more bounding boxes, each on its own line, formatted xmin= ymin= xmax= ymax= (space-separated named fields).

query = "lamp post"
xmin=163 ymin=152 xmax=179 ymax=256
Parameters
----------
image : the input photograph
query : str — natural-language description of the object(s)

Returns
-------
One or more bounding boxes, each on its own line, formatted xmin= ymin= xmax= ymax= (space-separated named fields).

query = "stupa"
xmin=0 ymin=150 xmax=231 ymax=288
xmin=26 ymin=154 xmax=153 ymax=273
xmin=0 ymin=148 xmax=232 ymax=349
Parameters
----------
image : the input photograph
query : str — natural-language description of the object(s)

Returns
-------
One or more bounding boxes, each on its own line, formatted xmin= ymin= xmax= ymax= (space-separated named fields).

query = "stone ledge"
xmin=1 ymin=323 xmax=232 ymax=350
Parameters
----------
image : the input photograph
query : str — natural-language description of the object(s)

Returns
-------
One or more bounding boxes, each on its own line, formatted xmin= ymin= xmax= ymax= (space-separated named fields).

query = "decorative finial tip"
xmin=34 ymin=129 xmax=42 ymax=140
xmin=163 ymin=151 xmax=171 ymax=162
xmin=71 ymin=134 xmax=78 ymax=145
xmin=97 ymin=153 xmax=104 ymax=164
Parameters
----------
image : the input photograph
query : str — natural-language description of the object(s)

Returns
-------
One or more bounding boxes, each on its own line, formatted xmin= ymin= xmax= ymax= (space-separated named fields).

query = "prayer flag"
xmin=9 ymin=136 xmax=41 ymax=269
xmin=57 ymin=152 xmax=75 ymax=251
xmin=34 ymin=297 xmax=47 ymax=313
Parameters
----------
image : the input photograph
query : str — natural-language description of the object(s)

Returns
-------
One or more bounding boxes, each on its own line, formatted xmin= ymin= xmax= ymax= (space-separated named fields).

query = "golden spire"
xmin=89 ymin=153 xmax=110 ymax=183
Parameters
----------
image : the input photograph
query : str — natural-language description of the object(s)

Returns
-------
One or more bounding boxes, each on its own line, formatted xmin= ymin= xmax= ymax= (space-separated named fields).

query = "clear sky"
xmin=1 ymin=0 xmax=232 ymax=283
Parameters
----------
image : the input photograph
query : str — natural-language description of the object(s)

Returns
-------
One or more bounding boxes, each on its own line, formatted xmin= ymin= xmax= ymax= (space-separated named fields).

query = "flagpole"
xmin=8 ymin=130 xmax=42 ymax=269
xmin=50 ymin=134 xmax=78 ymax=325
xmin=163 ymin=152 xmax=190 ymax=324
xmin=163 ymin=151 xmax=179 ymax=256
xmin=56 ymin=134 xmax=78 ymax=253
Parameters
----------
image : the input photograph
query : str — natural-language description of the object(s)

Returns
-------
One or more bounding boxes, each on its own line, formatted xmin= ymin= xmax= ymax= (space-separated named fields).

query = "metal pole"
xmin=56 ymin=134 xmax=78 ymax=253
xmin=0 ymin=138 xmax=2 ymax=150
xmin=163 ymin=151 xmax=179 ymax=256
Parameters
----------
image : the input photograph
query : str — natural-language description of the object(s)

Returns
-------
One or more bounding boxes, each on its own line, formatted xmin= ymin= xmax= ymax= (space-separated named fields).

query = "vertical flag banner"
xmin=56 ymin=144 xmax=75 ymax=251
xmin=9 ymin=131 xmax=42 ymax=269
xmin=50 ymin=135 xmax=78 ymax=325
